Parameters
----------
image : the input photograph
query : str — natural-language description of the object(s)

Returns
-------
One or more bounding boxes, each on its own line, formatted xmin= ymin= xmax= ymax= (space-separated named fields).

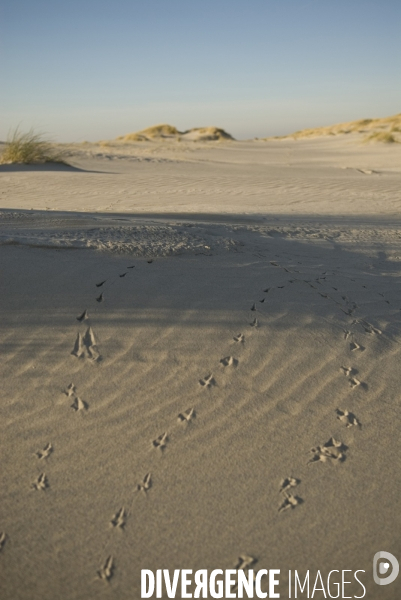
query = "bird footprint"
xmin=350 ymin=341 xmax=364 ymax=352
xmin=336 ymin=409 xmax=361 ymax=427
xmin=72 ymin=327 xmax=101 ymax=361
xmin=235 ymin=555 xmax=257 ymax=570
xmin=71 ymin=396 xmax=88 ymax=411
xmin=65 ymin=383 xmax=76 ymax=397
xmin=199 ymin=374 xmax=215 ymax=387
xmin=98 ymin=556 xmax=114 ymax=582
xmin=137 ymin=473 xmax=152 ymax=493
xmin=76 ymin=309 xmax=88 ymax=322
xmin=308 ymin=438 xmax=348 ymax=464
xmin=220 ymin=356 xmax=238 ymax=367
xmin=111 ymin=508 xmax=126 ymax=529
xmin=36 ymin=443 xmax=53 ymax=459
xmin=233 ymin=333 xmax=245 ymax=343
xmin=279 ymin=493 xmax=303 ymax=513
xmin=279 ymin=477 xmax=300 ymax=493
xmin=32 ymin=473 xmax=49 ymax=491
xmin=152 ymin=433 xmax=168 ymax=450
xmin=178 ymin=408 xmax=196 ymax=423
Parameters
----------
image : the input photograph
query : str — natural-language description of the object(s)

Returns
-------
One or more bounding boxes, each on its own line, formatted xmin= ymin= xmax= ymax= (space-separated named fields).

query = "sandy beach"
xmin=1 ymin=135 xmax=401 ymax=599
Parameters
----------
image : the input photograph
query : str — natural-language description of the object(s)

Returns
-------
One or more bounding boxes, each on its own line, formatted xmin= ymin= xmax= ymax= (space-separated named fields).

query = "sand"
xmin=1 ymin=134 xmax=401 ymax=599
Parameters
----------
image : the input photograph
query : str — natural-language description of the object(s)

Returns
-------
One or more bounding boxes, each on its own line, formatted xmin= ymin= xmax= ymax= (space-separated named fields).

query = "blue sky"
xmin=1 ymin=0 xmax=400 ymax=141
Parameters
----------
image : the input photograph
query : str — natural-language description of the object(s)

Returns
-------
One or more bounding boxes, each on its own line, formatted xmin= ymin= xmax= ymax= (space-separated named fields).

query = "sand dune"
xmin=116 ymin=123 xmax=235 ymax=142
xmin=1 ymin=135 xmax=400 ymax=600
xmin=264 ymin=112 xmax=401 ymax=143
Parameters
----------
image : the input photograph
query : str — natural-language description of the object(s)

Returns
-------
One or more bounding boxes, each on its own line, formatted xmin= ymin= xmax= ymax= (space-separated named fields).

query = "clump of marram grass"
xmin=363 ymin=131 xmax=398 ymax=144
xmin=0 ymin=128 xmax=66 ymax=164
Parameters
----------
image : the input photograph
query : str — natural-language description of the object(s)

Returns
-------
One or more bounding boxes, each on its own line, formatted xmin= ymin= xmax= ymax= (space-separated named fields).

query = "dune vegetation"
xmin=0 ymin=128 xmax=66 ymax=164
xmin=264 ymin=113 xmax=401 ymax=143
xmin=116 ymin=124 xmax=234 ymax=142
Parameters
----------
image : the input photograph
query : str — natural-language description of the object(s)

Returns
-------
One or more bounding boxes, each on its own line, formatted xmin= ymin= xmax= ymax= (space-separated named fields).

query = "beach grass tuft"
xmin=363 ymin=131 xmax=398 ymax=144
xmin=0 ymin=128 xmax=66 ymax=164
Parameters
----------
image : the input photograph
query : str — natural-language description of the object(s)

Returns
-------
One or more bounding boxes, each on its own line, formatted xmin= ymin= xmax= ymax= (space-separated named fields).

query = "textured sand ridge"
xmin=0 ymin=136 xmax=400 ymax=600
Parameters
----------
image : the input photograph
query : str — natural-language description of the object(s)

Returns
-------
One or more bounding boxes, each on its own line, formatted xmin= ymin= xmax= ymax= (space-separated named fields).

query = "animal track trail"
xmin=152 ymin=432 xmax=168 ymax=450
xmin=220 ymin=356 xmax=238 ymax=367
xmin=308 ymin=438 xmax=348 ymax=464
xmin=336 ymin=409 xmax=361 ymax=428
xmin=32 ymin=473 xmax=49 ymax=491
xmin=98 ymin=556 xmax=114 ymax=582
xmin=249 ymin=317 xmax=259 ymax=328
xmin=233 ymin=333 xmax=245 ymax=343
xmin=36 ymin=443 xmax=53 ymax=459
xmin=136 ymin=473 xmax=152 ymax=494
xmin=0 ymin=532 xmax=7 ymax=552
xmin=76 ymin=309 xmax=88 ymax=322
xmin=250 ymin=303 xmax=256 ymax=311
xmin=96 ymin=293 xmax=104 ymax=303
xmin=110 ymin=508 xmax=126 ymax=529
xmin=199 ymin=374 xmax=215 ymax=387
xmin=178 ymin=408 xmax=196 ymax=423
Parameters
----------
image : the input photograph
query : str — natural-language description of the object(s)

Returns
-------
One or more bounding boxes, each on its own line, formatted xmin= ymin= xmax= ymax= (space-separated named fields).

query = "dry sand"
xmin=1 ymin=134 xmax=401 ymax=599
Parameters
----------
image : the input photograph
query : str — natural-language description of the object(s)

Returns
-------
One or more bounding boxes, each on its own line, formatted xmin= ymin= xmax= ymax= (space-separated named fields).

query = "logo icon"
xmin=373 ymin=551 xmax=399 ymax=585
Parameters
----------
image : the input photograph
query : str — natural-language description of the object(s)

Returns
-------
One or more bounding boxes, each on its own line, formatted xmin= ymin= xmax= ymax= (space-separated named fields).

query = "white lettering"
xmin=181 ymin=570 xmax=192 ymax=598
xmin=210 ymin=569 xmax=224 ymax=599
xmin=255 ymin=569 xmax=267 ymax=599
xmin=269 ymin=570 xmax=280 ymax=599
xmin=327 ymin=570 xmax=340 ymax=599
xmin=295 ymin=571 xmax=309 ymax=597
xmin=225 ymin=570 xmax=236 ymax=599
xmin=354 ymin=571 xmax=366 ymax=599
xmin=194 ymin=570 xmax=208 ymax=598
xmin=342 ymin=570 xmax=352 ymax=598
xmin=238 ymin=569 xmax=254 ymax=598
xmin=156 ymin=569 xmax=162 ymax=598
xmin=163 ymin=569 xmax=180 ymax=598
xmin=311 ymin=571 xmax=326 ymax=598
xmin=141 ymin=570 xmax=155 ymax=598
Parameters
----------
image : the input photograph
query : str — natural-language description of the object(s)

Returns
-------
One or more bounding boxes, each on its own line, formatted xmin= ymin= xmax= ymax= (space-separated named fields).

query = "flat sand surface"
xmin=1 ymin=136 xmax=401 ymax=599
